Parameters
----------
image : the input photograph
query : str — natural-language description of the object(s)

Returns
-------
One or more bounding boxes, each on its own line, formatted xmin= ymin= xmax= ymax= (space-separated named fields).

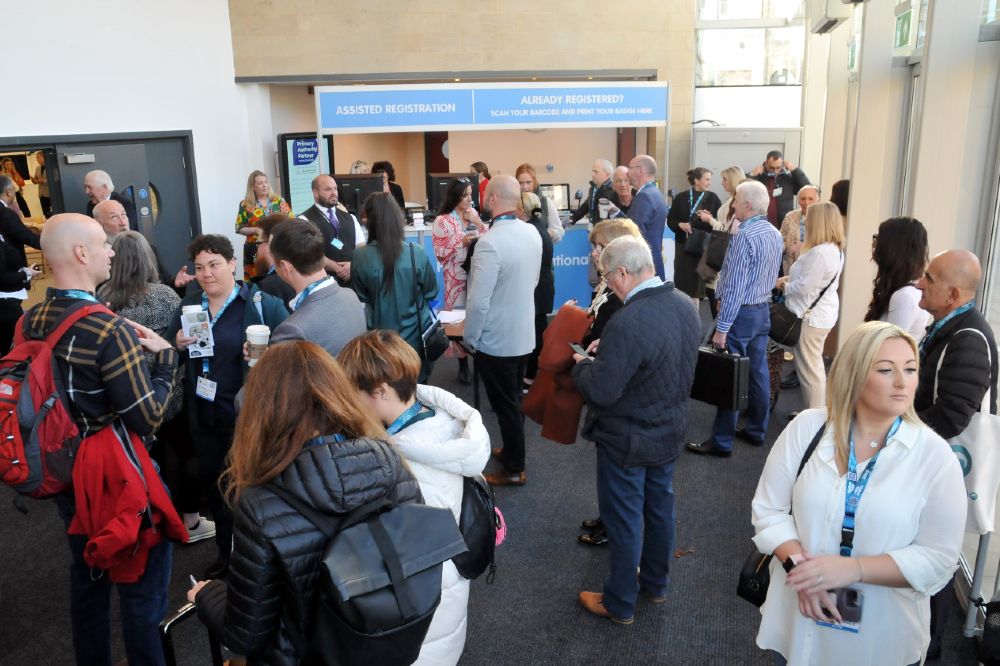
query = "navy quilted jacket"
xmin=572 ymin=283 xmax=701 ymax=466
xmin=195 ymin=436 xmax=422 ymax=665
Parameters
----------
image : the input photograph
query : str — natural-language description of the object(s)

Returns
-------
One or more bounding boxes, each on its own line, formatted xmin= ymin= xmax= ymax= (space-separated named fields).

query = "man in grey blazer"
xmin=268 ymin=220 xmax=366 ymax=356
xmin=466 ymin=175 xmax=542 ymax=486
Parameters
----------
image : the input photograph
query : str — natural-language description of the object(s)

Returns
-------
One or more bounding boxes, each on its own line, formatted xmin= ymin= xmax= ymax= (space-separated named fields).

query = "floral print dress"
xmin=432 ymin=211 xmax=472 ymax=359
xmin=235 ymin=195 xmax=292 ymax=280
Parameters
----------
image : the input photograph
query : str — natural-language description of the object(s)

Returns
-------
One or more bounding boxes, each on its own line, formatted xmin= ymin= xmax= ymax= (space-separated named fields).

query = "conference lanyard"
xmin=386 ymin=401 xmax=433 ymax=435
xmin=689 ymin=189 xmax=706 ymax=220
xmin=200 ymin=284 xmax=240 ymax=376
xmin=840 ymin=416 xmax=902 ymax=556
xmin=293 ymin=277 xmax=333 ymax=312
xmin=492 ymin=213 xmax=517 ymax=224
xmin=799 ymin=217 xmax=806 ymax=242
xmin=53 ymin=289 xmax=99 ymax=303
xmin=919 ymin=300 xmax=976 ymax=359
xmin=638 ymin=181 xmax=657 ymax=195
xmin=304 ymin=434 xmax=346 ymax=448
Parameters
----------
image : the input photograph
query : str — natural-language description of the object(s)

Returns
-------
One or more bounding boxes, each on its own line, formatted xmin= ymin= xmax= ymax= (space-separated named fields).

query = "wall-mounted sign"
xmin=315 ymin=82 xmax=669 ymax=134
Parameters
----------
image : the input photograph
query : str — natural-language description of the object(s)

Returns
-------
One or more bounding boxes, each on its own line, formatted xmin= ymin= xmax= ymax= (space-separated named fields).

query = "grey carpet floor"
xmin=0 ymin=354 xmax=980 ymax=665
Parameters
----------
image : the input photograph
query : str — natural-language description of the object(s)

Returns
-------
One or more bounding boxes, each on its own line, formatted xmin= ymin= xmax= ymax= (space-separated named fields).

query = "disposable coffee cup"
xmin=598 ymin=198 xmax=611 ymax=219
xmin=246 ymin=325 xmax=270 ymax=367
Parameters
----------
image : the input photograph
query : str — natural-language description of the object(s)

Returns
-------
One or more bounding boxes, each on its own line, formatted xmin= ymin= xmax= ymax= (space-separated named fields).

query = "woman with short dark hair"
xmin=166 ymin=233 xmax=288 ymax=578
xmin=371 ymin=159 xmax=405 ymax=209
xmin=353 ymin=193 xmax=439 ymax=382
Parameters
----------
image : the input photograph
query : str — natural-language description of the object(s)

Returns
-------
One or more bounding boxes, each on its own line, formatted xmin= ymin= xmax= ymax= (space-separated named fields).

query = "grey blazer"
xmin=464 ymin=218 xmax=542 ymax=357
xmin=270 ymin=282 xmax=366 ymax=357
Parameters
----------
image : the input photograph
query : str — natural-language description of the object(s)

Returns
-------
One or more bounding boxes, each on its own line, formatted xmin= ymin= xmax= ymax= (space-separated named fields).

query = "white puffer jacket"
xmin=392 ymin=384 xmax=491 ymax=666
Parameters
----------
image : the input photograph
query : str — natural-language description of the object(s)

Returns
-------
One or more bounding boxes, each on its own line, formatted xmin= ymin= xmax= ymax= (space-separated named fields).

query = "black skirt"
xmin=674 ymin=239 xmax=705 ymax=299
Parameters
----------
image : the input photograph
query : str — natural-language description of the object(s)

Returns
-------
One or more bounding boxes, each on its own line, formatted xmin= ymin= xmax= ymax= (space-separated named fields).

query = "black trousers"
xmin=524 ymin=313 xmax=549 ymax=380
xmin=0 ymin=298 xmax=24 ymax=355
xmin=706 ymin=287 xmax=719 ymax=319
xmin=476 ymin=352 xmax=526 ymax=473
xmin=39 ymin=195 xmax=52 ymax=218
xmin=150 ymin=410 xmax=200 ymax=516
xmin=192 ymin=425 xmax=235 ymax=561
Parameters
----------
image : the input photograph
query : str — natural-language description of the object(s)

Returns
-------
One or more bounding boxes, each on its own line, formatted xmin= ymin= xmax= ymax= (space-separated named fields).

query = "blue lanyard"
xmin=293 ymin=277 xmax=332 ymax=311
xmin=840 ymin=417 xmax=902 ymax=556
xmin=919 ymin=300 xmax=976 ymax=359
xmin=689 ymin=189 xmax=706 ymax=219
xmin=304 ymin=434 xmax=345 ymax=448
xmin=53 ymin=288 xmax=99 ymax=303
xmin=386 ymin=401 xmax=428 ymax=435
xmin=492 ymin=213 xmax=517 ymax=223
xmin=638 ymin=181 xmax=657 ymax=194
xmin=799 ymin=215 xmax=806 ymax=242
xmin=200 ymin=285 xmax=240 ymax=376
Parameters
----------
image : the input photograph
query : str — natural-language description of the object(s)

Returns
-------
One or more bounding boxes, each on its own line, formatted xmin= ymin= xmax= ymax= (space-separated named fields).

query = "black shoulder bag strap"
xmin=796 ymin=424 xmax=826 ymax=480
xmin=803 ymin=252 xmax=843 ymax=317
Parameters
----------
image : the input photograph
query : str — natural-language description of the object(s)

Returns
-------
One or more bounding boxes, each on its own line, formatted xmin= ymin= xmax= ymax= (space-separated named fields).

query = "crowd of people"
xmin=0 ymin=145 xmax=995 ymax=666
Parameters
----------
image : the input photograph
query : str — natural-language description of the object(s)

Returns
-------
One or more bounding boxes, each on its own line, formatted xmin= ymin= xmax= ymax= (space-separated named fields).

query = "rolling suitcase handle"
xmin=160 ymin=602 xmax=224 ymax=666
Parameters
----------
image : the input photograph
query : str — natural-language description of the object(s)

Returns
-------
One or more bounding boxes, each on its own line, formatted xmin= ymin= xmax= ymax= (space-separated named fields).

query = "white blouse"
xmin=752 ymin=409 xmax=966 ymax=666
xmin=882 ymin=285 xmax=931 ymax=342
xmin=783 ymin=243 xmax=843 ymax=330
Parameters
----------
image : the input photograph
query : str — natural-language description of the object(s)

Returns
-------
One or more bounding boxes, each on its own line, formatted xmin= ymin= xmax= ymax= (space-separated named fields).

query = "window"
xmin=985 ymin=0 xmax=1000 ymax=24
xmin=696 ymin=26 xmax=805 ymax=86
xmin=696 ymin=1 xmax=806 ymax=87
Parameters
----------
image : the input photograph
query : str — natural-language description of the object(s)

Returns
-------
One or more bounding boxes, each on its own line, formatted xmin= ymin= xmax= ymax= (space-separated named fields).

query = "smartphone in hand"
xmin=569 ymin=342 xmax=591 ymax=358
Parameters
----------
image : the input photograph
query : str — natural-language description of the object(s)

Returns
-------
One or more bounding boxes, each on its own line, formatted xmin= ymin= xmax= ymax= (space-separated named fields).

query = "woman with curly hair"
xmin=864 ymin=217 xmax=931 ymax=341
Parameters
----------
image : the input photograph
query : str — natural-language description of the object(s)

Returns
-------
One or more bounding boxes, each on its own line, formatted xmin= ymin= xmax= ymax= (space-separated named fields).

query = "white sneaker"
xmin=186 ymin=517 xmax=216 ymax=544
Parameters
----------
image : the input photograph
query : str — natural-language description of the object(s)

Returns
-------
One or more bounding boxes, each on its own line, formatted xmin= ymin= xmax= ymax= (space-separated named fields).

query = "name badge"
xmin=330 ymin=238 xmax=344 ymax=250
xmin=815 ymin=618 xmax=859 ymax=634
xmin=772 ymin=187 xmax=783 ymax=197
xmin=196 ymin=376 xmax=218 ymax=402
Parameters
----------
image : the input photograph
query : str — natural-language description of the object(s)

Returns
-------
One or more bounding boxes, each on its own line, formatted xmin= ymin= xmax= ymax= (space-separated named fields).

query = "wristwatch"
xmin=782 ymin=555 xmax=800 ymax=574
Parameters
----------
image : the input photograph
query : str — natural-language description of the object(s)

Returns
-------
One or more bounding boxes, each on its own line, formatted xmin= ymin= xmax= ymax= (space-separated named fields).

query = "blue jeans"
xmin=595 ymin=444 xmax=676 ymax=619
xmin=54 ymin=492 xmax=172 ymax=666
xmin=711 ymin=303 xmax=771 ymax=452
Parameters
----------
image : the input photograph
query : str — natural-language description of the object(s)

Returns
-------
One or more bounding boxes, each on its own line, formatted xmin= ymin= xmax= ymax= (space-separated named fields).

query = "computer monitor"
xmin=539 ymin=183 xmax=571 ymax=212
xmin=333 ymin=174 xmax=384 ymax=216
xmin=426 ymin=173 xmax=480 ymax=214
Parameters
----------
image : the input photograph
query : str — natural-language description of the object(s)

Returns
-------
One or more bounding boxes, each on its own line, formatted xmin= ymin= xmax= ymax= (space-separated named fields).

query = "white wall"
xmin=6 ymin=1 xmax=254 ymax=239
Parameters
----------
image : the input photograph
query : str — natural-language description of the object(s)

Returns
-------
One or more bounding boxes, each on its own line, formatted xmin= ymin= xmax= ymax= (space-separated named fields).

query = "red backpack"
xmin=0 ymin=301 xmax=111 ymax=498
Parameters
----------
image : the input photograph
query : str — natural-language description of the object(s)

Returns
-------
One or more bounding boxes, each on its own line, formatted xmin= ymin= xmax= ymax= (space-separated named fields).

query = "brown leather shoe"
xmin=483 ymin=470 xmax=526 ymax=487
xmin=578 ymin=591 xmax=633 ymax=625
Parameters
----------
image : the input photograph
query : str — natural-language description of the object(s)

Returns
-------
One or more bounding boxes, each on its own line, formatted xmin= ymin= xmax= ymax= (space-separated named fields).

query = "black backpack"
xmin=268 ymin=486 xmax=467 ymax=666
xmin=453 ymin=474 xmax=500 ymax=582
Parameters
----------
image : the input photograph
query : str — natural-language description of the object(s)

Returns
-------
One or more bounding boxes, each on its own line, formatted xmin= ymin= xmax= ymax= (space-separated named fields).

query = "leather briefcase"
xmin=690 ymin=345 xmax=749 ymax=411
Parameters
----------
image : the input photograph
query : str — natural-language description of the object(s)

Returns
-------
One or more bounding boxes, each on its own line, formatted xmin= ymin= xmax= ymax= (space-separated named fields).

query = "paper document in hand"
xmin=438 ymin=310 xmax=466 ymax=325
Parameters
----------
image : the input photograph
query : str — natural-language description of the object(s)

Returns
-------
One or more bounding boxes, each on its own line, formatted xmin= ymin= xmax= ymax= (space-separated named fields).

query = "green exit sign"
xmin=895 ymin=9 xmax=912 ymax=49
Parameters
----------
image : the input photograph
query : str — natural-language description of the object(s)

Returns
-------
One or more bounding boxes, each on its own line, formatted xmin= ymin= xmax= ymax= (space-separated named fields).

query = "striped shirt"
xmin=25 ymin=290 xmax=178 ymax=438
xmin=715 ymin=215 xmax=783 ymax=334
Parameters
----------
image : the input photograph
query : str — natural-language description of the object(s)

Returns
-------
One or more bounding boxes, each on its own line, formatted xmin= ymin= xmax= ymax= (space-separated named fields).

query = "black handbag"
xmin=452 ymin=474 xmax=499 ymax=582
xmin=410 ymin=245 xmax=449 ymax=362
xmin=769 ymin=261 xmax=841 ymax=346
xmin=737 ymin=425 xmax=826 ymax=607
xmin=684 ymin=228 xmax=710 ymax=256
xmin=704 ymin=229 xmax=732 ymax=271
xmin=690 ymin=329 xmax=750 ymax=411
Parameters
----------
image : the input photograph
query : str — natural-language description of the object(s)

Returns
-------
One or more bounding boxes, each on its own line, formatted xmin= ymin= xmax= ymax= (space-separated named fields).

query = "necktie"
xmin=326 ymin=207 xmax=340 ymax=235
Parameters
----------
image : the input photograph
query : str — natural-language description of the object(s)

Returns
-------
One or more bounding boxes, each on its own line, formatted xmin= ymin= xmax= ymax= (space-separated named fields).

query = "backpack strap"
xmin=20 ymin=300 xmax=112 ymax=347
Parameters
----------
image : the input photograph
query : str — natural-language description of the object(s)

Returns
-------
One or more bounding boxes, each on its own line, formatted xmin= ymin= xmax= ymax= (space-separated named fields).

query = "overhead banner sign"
xmin=315 ymin=82 xmax=669 ymax=134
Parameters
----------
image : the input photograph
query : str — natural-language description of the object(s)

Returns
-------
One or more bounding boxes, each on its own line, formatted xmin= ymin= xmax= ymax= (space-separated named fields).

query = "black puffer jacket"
xmin=572 ymin=283 xmax=701 ymax=466
xmin=195 ymin=436 xmax=422 ymax=665
xmin=915 ymin=307 xmax=998 ymax=439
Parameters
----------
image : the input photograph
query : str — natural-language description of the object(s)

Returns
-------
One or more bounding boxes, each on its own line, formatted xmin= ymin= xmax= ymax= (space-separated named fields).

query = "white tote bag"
xmin=934 ymin=328 xmax=1000 ymax=534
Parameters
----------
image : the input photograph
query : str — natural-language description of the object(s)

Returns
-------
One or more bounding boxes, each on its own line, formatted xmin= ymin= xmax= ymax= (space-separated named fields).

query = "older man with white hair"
xmin=83 ymin=169 xmax=136 ymax=223
xmin=573 ymin=158 xmax=615 ymax=225
xmin=572 ymin=234 xmax=700 ymax=623
xmin=626 ymin=154 xmax=669 ymax=281
xmin=688 ymin=180 xmax=782 ymax=458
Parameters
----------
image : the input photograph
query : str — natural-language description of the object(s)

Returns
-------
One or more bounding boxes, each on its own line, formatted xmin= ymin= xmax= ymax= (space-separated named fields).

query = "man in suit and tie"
xmin=0 ymin=174 xmax=41 ymax=266
xmin=268 ymin=218 xmax=365 ymax=356
xmin=467 ymin=175 xmax=542 ymax=487
xmin=297 ymin=174 xmax=365 ymax=287
xmin=625 ymin=155 xmax=669 ymax=281
xmin=83 ymin=170 xmax=137 ymax=223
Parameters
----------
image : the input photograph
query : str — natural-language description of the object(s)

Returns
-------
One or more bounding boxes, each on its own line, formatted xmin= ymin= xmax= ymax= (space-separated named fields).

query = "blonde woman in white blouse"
xmin=775 ymin=202 xmax=844 ymax=409
xmin=752 ymin=321 xmax=966 ymax=666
